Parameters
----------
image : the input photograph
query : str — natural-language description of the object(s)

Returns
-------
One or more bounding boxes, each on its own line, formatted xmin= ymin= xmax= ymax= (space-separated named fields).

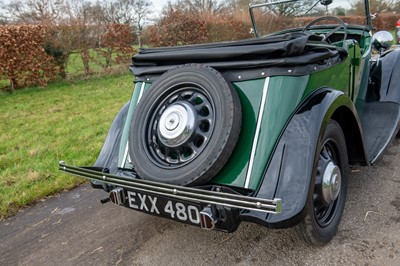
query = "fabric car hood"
xmin=131 ymin=32 xmax=347 ymax=77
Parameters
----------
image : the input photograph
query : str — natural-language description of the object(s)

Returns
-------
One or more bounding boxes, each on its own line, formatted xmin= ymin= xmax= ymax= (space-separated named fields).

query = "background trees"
xmin=0 ymin=0 xmax=399 ymax=90
xmin=0 ymin=0 xmax=147 ymax=89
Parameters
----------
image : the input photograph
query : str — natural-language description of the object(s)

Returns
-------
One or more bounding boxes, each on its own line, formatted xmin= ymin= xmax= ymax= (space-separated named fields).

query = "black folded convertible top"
xmin=131 ymin=32 xmax=347 ymax=77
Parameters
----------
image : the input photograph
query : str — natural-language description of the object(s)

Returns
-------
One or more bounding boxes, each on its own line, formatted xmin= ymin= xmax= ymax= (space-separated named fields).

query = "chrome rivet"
xmin=261 ymin=72 xmax=265 ymax=76
xmin=63 ymin=166 xmax=66 ymax=171
xmin=173 ymin=189 xmax=177 ymax=194
xmin=256 ymin=202 xmax=262 ymax=208
xmin=102 ymin=176 xmax=106 ymax=180
xmin=215 ymin=187 xmax=221 ymax=192
xmin=314 ymin=67 xmax=317 ymax=70
xmin=238 ymin=75 xmax=242 ymax=79
xmin=288 ymin=70 xmax=292 ymax=73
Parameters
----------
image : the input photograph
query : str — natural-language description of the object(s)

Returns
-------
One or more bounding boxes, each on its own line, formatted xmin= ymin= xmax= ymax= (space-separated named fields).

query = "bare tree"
xmin=103 ymin=0 xmax=152 ymax=46
xmin=166 ymin=0 xmax=231 ymax=16
xmin=350 ymin=0 xmax=396 ymax=14
xmin=5 ymin=0 xmax=63 ymax=24
xmin=390 ymin=1 xmax=400 ymax=13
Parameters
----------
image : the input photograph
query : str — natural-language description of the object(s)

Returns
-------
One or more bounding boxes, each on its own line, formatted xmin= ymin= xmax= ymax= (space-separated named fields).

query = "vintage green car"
xmin=60 ymin=0 xmax=400 ymax=246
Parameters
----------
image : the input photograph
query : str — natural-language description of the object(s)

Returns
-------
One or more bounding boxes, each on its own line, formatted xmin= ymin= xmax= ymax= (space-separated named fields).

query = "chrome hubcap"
xmin=158 ymin=102 xmax=196 ymax=147
xmin=321 ymin=161 xmax=341 ymax=205
xmin=147 ymin=87 xmax=214 ymax=167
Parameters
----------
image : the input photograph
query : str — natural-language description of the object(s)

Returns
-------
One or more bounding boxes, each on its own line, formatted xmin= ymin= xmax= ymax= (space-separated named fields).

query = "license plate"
xmin=125 ymin=190 xmax=202 ymax=226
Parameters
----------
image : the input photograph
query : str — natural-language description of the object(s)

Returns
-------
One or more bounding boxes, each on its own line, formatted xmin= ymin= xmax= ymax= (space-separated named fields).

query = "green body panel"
xmin=211 ymin=79 xmax=265 ymax=187
xmin=305 ymin=57 xmax=350 ymax=97
xmin=355 ymin=35 xmax=372 ymax=117
xmin=215 ymin=60 xmax=351 ymax=190
xmin=245 ymin=76 xmax=309 ymax=189
xmin=122 ymin=54 xmax=353 ymax=190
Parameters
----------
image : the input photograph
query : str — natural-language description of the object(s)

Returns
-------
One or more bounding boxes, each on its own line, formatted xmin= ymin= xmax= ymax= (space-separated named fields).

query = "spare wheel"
xmin=128 ymin=64 xmax=242 ymax=186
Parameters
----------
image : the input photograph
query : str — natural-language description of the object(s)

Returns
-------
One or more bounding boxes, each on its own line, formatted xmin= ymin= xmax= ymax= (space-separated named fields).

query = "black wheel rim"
xmin=313 ymin=139 xmax=341 ymax=228
xmin=145 ymin=83 xmax=215 ymax=169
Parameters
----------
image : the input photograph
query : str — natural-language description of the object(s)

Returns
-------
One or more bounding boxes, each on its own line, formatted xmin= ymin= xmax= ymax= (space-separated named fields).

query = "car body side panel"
xmin=217 ymin=58 xmax=353 ymax=189
xmin=359 ymin=49 xmax=400 ymax=162
xmin=211 ymin=79 xmax=264 ymax=187
xmin=94 ymin=102 xmax=130 ymax=173
xmin=374 ymin=49 xmax=400 ymax=104
xmin=244 ymin=76 xmax=309 ymax=189
xmin=240 ymin=89 xmax=366 ymax=227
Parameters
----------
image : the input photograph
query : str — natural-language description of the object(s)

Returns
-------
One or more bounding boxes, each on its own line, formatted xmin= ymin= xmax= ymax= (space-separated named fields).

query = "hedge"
xmin=0 ymin=25 xmax=56 ymax=91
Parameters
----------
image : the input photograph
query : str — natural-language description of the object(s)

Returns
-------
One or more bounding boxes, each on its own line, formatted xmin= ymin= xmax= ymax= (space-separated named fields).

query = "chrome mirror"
xmin=320 ymin=0 xmax=332 ymax=5
xmin=372 ymin=31 xmax=393 ymax=54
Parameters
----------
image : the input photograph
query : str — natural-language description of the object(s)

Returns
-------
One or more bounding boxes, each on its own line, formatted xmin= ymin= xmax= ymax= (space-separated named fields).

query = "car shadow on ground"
xmin=1 ymin=139 xmax=400 ymax=266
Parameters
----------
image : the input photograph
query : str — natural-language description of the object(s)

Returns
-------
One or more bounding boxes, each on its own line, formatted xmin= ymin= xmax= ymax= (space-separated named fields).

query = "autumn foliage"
xmin=205 ymin=16 xmax=252 ymax=42
xmin=0 ymin=25 xmax=56 ymax=91
xmin=373 ymin=13 xmax=399 ymax=31
xmin=146 ymin=8 xmax=253 ymax=47
xmin=147 ymin=9 xmax=208 ymax=46
xmin=0 ymin=23 xmax=136 ymax=91
xmin=98 ymin=24 xmax=136 ymax=68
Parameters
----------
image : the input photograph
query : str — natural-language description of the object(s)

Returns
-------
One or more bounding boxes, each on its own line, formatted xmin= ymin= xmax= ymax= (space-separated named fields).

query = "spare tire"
xmin=129 ymin=64 xmax=241 ymax=186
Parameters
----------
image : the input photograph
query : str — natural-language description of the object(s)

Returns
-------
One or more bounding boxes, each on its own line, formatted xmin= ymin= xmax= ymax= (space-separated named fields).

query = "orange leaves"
xmin=145 ymin=9 xmax=254 ymax=47
xmin=147 ymin=10 xmax=208 ymax=47
xmin=0 ymin=25 xmax=57 ymax=91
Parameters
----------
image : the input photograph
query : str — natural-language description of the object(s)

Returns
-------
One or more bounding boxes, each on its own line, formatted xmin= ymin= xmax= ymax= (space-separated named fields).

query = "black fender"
xmin=363 ymin=49 xmax=400 ymax=161
xmin=240 ymin=89 xmax=368 ymax=228
xmin=90 ymin=102 xmax=130 ymax=189
xmin=368 ymin=49 xmax=400 ymax=104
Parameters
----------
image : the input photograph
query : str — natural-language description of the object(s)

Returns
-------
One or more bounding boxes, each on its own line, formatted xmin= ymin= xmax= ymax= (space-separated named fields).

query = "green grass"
xmin=67 ymin=52 xmax=105 ymax=75
xmin=1 ymin=48 xmax=135 ymax=89
xmin=0 ymin=73 xmax=133 ymax=219
xmin=66 ymin=50 xmax=124 ymax=75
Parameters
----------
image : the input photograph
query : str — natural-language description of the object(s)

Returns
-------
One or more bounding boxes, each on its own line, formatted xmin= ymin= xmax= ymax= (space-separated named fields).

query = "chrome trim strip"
xmin=59 ymin=162 xmax=281 ymax=214
xmin=120 ymin=82 xmax=146 ymax=168
xmin=121 ymin=144 xmax=129 ymax=167
xmin=244 ymin=77 xmax=270 ymax=189
xmin=137 ymin=82 xmax=146 ymax=102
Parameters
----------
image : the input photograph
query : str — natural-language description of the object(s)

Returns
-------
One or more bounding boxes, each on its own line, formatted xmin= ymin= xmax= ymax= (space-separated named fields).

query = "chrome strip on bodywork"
xmin=59 ymin=162 xmax=281 ymax=214
xmin=244 ymin=77 xmax=270 ymax=189
xmin=137 ymin=81 xmax=146 ymax=102
xmin=120 ymin=82 xmax=147 ymax=168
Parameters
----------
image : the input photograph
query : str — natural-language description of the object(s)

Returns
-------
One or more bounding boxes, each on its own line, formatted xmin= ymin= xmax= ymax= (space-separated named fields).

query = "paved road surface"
xmin=1 ymin=139 xmax=400 ymax=265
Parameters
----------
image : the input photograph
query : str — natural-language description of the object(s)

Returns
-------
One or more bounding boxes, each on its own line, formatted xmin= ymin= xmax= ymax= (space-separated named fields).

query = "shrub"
xmin=372 ymin=13 xmax=399 ymax=31
xmin=0 ymin=25 xmax=57 ymax=91
xmin=147 ymin=9 xmax=208 ymax=47
xmin=206 ymin=16 xmax=252 ymax=42
xmin=96 ymin=24 xmax=136 ymax=68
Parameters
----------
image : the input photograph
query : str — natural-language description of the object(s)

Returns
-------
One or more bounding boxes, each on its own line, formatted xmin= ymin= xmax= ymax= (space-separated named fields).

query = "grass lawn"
xmin=0 ymin=73 xmax=133 ymax=220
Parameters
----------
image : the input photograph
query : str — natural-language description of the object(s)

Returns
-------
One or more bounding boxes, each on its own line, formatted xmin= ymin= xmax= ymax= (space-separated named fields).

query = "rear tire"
xmin=129 ymin=64 xmax=241 ymax=186
xmin=295 ymin=120 xmax=348 ymax=246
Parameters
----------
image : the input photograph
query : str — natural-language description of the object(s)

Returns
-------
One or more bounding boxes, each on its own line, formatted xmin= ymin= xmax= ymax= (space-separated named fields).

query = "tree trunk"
xmin=81 ymin=50 xmax=91 ymax=75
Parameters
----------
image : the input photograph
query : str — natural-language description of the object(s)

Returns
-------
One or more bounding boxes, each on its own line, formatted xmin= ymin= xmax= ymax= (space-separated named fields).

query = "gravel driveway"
xmin=1 ymin=138 xmax=400 ymax=266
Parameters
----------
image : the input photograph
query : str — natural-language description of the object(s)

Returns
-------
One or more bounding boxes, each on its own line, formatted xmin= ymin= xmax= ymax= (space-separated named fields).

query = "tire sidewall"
xmin=129 ymin=64 xmax=241 ymax=185
xmin=305 ymin=120 xmax=349 ymax=244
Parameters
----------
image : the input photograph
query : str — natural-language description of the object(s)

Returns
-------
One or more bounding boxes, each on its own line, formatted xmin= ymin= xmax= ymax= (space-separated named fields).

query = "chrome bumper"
xmin=59 ymin=161 xmax=281 ymax=214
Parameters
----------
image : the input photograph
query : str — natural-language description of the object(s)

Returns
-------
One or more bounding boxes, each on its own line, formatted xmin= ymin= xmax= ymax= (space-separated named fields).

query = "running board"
xmin=59 ymin=161 xmax=281 ymax=214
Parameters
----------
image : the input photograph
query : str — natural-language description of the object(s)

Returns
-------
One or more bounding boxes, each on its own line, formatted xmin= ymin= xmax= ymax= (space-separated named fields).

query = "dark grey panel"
xmin=360 ymin=101 xmax=400 ymax=162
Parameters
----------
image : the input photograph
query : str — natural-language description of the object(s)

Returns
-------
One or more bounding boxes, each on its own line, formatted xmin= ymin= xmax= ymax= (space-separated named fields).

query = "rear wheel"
xmin=295 ymin=120 xmax=348 ymax=246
